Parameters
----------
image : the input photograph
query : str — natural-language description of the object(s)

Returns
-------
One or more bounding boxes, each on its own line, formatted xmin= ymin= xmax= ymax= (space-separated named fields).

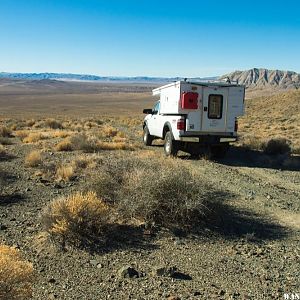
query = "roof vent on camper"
xmin=181 ymin=92 xmax=198 ymax=109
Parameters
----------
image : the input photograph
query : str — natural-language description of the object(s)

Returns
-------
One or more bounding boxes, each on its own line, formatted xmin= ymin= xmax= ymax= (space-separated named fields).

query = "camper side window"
xmin=208 ymin=95 xmax=223 ymax=119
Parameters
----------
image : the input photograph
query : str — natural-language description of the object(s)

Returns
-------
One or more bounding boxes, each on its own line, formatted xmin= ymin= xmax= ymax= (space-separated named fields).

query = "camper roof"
xmin=152 ymin=80 xmax=243 ymax=95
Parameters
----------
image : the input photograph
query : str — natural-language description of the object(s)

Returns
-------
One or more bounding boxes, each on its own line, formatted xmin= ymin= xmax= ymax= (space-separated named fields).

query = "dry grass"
xmin=25 ymin=150 xmax=42 ymax=167
xmin=97 ymin=141 xmax=132 ymax=151
xmin=41 ymin=191 xmax=110 ymax=246
xmin=0 ymin=126 xmax=12 ymax=137
xmin=14 ymin=130 xmax=29 ymax=140
xmin=72 ymin=156 xmax=95 ymax=170
xmin=0 ymin=244 xmax=34 ymax=300
xmin=0 ymin=144 xmax=6 ymax=157
xmin=55 ymin=138 xmax=73 ymax=151
xmin=23 ymin=132 xmax=46 ymax=143
xmin=51 ymin=130 xmax=73 ymax=138
xmin=26 ymin=119 xmax=36 ymax=127
xmin=100 ymin=125 xmax=119 ymax=137
xmin=45 ymin=118 xmax=63 ymax=129
xmin=69 ymin=134 xmax=98 ymax=152
xmin=56 ymin=165 xmax=75 ymax=181
xmin=0 ymin=137 xmax=13 ymax=145
xmin=92 ymin=156 xmax=225 ymax=228
xmin=239 ymin=90 xmax=300 ymax=153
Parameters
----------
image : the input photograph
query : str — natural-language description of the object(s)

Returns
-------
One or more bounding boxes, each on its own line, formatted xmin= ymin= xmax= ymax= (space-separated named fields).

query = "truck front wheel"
xmin=164 ymin=131 xmax=178 ymax=157
xmin=143 ymin=126 xmax=154 ymax=146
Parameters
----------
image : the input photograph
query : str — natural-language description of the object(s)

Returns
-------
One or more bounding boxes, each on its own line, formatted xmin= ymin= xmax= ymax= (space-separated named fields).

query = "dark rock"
xmin=153 ymin=266 xmax=177 ymax=277
xmin=118 ymin=266 xmax=139 ymax=279
xmin=48 ymin=278 xmax=56 ymax=284
xmin=0 ymin=224 xmax=7 ymax=230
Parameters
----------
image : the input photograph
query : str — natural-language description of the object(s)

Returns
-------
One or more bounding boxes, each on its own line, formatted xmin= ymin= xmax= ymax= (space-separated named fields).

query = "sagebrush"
xmin=93 ymin=156 xmax=225 ymax=228
xmin=0 ymin=245 xmax=34 ymax=300
xmin=41 ymin=191 xmax=110 ymax=247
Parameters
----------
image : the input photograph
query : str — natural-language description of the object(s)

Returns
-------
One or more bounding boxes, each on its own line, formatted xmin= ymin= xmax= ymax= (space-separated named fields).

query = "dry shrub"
xmin=52 ymin=130 xmax=72 ymax=138
xmin=26 ymin=119 xmax=36 ymax=127
xmin=23 ymin=133 xmax=46 ymax=143
xmin=0 ymin=137 xmax=13 ymax=145
xmin=101 ymin=125 xmax=119 ymax=137
xmin=0 ymin=144 xmax=6 ymax=157
xmin=56 ymin=165 xmax=75 ymax=181
xmin=112 ymin=131 xmax=127 ymax=143
xmin=45 ymin=118 xmax=63 ymax=129
xmin=25 ymin=150 xmax=42 ymax=167
xmin=55 ymin=138 xmax=73 ymax=151
xmin=69 ymin=134 xmax=98 ymax=153
xmin=239 ymin=135 xmax=264 ymax=151
xmin=263 ymin=138 xmax=291 ymax=155
xmin=72 ymin=156 xmax=94 ymax=170
xmin=14 ymin=130 xmax=29 ymax=140
xmin=41 ymin=192 xmax=110 ymax=246
xmin=0 ymin=245 xmax=34 ymax=300
xmin=97 ymin=141 xmax=132 ymax=151
xmin=93 ymin=157 xmax=224 ymax=228
xmin=0 ymin=126 xmax=12 ymax=138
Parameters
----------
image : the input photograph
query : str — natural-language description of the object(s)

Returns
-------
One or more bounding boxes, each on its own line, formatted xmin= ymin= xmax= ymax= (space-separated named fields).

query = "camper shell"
xmin=143 ymin=80 xmax=245 ymax=157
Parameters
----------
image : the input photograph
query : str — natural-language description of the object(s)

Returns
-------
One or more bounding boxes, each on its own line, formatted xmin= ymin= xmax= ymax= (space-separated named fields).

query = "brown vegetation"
xmin=25 ymin=150 xmax=42 ymax=167
xmin=45 ymin=118 xmax=63 ymax=129
xmin=0 ymin=144 xmax=6 ymax=157
xmin=55 ymin=138 xmax=73 ymax=151
xmin=41 ymin=192 xmax=110 ymax=246
xmin=0 ymin=245 xmax=34 ymax=300
xmin=239 ymin=90 xmax=300 ymax=153
xmin=0 ymin=126 xmax=12 ymax=137
xmin=93 ymin=156 xmax=223 ymax=228
xmin=23 ymin=132 xmax=46 ymax=143
xmin=56 ymin=165 xmax=75 ymax=181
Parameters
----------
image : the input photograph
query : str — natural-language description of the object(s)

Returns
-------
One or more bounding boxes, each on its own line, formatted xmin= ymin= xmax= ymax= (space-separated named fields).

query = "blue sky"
xmin=0 ymin=0 xmax=300 ymax=77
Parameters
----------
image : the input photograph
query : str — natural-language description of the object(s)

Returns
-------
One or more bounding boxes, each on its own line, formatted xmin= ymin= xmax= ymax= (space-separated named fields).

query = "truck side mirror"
xmin=143 ymin=109 xmax=152 ymax=114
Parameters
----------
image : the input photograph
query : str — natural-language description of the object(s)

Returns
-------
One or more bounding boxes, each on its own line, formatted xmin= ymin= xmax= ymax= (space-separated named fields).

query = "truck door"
xmin=147 ymin=101 xmax=163 ymax=137
xmin=202 ymin=87 xmax=228 ymax=132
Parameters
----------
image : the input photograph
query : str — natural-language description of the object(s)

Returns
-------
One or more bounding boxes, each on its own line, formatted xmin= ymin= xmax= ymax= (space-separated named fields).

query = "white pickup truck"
xmin=143 ymin=80 xmax=245 ymax=158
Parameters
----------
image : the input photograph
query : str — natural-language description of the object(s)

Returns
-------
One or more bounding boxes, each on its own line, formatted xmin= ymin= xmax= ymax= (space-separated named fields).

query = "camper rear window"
xmin=208 ymin=94 xmax=223 ymax=119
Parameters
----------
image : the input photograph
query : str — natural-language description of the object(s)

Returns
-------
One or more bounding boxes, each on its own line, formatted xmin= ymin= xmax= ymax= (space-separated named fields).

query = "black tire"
xmin=210 ymin=143 xmax=229 ymax=159
xmin=164 ymin=131 xmax=178 ymax=157
xmin=143 ymin=126 xmax=154 ymax=146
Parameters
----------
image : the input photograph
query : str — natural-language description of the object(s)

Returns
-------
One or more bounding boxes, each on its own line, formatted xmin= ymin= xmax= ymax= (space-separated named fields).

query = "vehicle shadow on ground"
xmin=193 ymin=202 xmax=290 ymax=242
xmin=216 ymin=146 xmax=300 ymax=171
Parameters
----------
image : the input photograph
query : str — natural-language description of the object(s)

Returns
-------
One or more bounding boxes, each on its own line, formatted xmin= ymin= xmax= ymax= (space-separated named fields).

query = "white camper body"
xmin=152 ymin=81 xmax=244 ymax=134
xmin=143 ymin=80 xmax=245 ymax=157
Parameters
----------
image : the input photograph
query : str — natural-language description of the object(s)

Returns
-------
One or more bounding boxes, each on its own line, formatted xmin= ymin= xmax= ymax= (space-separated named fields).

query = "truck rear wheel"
xmin=164 ymin=131 xmax=178 ymax=157
xmin=143 ymin=126 xmax=154 ymax=146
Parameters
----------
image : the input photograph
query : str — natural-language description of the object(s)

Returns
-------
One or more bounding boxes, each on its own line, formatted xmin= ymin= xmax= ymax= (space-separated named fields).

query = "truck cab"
xmin=143 ymin=80 xmax=245 ymax=158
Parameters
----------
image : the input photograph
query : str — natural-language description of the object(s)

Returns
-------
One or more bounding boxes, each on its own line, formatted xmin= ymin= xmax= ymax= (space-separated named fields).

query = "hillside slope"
xmin=239 ymin=90 xmax=300 ymax=152
xmin=220 ymin=68 xmax=300 ymax=90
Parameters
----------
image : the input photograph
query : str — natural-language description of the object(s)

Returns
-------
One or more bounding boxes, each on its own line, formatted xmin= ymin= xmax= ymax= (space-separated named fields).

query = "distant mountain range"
xmin=1 ymin=68 xmax=300 ymax=90
xmin=0 ymin=72 xmax=216 ymax=83
xmin=220 ymin=68 xmax=300 ymax=90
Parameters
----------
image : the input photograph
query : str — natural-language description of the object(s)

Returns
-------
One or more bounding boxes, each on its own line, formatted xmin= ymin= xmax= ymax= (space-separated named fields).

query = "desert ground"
xmin=0 ymin=80 xmax=299 ymax=300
